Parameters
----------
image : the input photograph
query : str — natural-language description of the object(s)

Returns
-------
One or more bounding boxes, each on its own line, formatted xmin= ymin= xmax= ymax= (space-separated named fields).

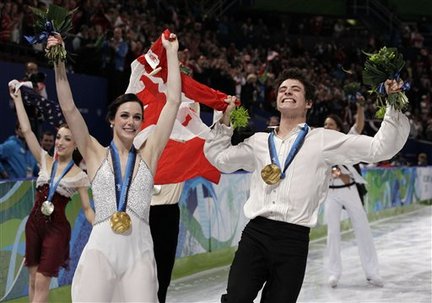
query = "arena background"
xmin=0 ymin=0 xmax=431 ymax=301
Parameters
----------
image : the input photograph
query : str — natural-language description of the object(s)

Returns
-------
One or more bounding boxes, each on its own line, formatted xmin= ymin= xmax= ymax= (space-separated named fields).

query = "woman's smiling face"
xmin=111 ymin=101 xmax=143 ymax=140
xmin=55 ymin=127 xmax=76 ymax=157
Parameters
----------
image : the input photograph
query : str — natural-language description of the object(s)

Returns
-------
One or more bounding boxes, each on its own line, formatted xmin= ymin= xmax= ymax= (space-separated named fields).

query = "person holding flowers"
xmin=8 ymin=81 xmax=93 ymax=303
xmin=204 ymin=68 xmax=410 ymax=303
xmin=46 ymin=30 xmax=181 ymax=302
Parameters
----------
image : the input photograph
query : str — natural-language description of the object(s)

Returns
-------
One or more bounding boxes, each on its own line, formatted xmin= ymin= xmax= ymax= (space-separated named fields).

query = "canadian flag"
xmin=128 ymin=30 xmax=232 ymax=185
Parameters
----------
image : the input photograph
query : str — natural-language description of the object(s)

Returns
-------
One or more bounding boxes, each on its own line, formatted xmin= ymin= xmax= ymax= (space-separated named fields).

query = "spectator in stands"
xmin=23 ymin=62 xmax=47 ymax=98
xmin=204 ymin=69 xmax=409 ymax=303
xmin=417 ymin=152 xmax=428 ymax=166
xmin=103 ymin=26 xmax=129 ymax=102
xmin=9 ymin=2 xmax=22 ymax=44
xmin=323 ymin=97 xmax=383 ymax=288
xmin=21 ymin=61 xmax=48 ymax=138
xmin=265 ymin=115 xmax=280 ymax=132
xmin=425 ymin=118 xmax=432 ymax=141
xmin=390 ymin=152 xmax=409 ymax=166
xmin=2 ymin=0 xmax=431 ymax=144
xmin=40 ymin=131 xmax=55 ymax=155
xmin=0 ymin=1 xmax=13 ymax=42
xmin=0 ymin=122 xmax=38 ymax=179
xmin=240 ymin=73 xmax=258 ymax=115
xmin=405 ymin=111 xmax=420 ymax=138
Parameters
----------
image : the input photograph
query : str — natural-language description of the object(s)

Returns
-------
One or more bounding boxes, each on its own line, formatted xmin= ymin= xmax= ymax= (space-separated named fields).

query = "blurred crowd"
xmin=0 ymin=0 xmax=431 ymax=139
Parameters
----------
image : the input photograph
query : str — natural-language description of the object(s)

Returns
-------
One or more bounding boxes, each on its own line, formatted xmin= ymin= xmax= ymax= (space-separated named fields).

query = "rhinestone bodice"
xmin=92 ymin=156 xmax=153 ymax=225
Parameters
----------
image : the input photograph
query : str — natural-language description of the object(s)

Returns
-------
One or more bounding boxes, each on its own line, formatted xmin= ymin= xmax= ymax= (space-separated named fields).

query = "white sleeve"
xmin=204 ymin=122 xmax=256 ymax=173
xmin=322 ymin=106 xmax=410 ymax=165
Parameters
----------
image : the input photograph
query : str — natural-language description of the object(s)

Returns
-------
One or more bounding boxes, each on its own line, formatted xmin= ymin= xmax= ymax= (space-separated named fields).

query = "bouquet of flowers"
xmin=25 ymin=4 xmax=77 ymax=64
xmin=362 ymin=47 xmax=410 ymax=118
xmin=230 ymin=106 xmax=250 ymax=130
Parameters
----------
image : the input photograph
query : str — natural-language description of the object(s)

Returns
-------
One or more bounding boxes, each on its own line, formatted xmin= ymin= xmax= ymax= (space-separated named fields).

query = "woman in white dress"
xmin=47 ymin=31 xmax=181 ymax=302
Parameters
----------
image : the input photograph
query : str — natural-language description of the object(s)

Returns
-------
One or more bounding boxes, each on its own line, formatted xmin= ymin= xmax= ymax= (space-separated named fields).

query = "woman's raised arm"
xmin=9 ymin=85 xmax=43 ymax=163
xmin=48 ymin=35 xmax=105 ymax=172
xmin=141 ymin=33 xmax=181 ymax=174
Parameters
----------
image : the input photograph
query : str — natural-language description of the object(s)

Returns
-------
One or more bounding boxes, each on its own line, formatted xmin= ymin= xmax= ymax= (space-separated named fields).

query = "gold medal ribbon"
xmin=262 ymin=125 xmax=309 ymax=185
xmin=110 ymin=141 xmax=136 ymax=233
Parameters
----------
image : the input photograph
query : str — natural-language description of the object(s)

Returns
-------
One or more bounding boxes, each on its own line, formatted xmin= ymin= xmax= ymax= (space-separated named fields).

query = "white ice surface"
xmin=167 ymin=206 xmax=432 ymax=303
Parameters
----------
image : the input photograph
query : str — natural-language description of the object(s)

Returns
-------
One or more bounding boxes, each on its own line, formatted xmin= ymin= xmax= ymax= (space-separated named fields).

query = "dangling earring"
xmin=110 ymin=124 xmax=114 ymax=128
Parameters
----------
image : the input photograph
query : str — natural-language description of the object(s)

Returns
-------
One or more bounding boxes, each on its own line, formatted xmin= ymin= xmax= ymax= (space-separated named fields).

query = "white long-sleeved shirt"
xmin=330 ymin=124 xmax=366 ymax=186
xmin=204 ymin=107 xmax=409 ymax=227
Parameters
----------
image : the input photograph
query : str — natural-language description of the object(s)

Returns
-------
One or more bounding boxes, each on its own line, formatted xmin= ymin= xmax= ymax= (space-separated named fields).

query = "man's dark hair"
xmin=41 ymin=130 xmax=54 ymax=138
xmin=276 ymin=68 xmax=316 ymax=102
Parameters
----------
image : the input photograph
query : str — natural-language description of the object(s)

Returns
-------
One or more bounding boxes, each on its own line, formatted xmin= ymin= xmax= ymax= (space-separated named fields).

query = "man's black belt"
xmin=329 ymin=182 xmax=356 ymax=189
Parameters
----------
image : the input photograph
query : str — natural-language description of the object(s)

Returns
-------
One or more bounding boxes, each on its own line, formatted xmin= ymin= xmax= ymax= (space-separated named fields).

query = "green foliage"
xmin=229 ymin=106 xmax=250 ymax=130
xmin=29 ymin=4 xmax=77 ymax=64
xmin=45 ymin=44 xmax=68 ymax=63
xmin=30 ymin=5 xmax=76 ymax=36
xmin=375 ymin=106 xmax=387 ymax=119
xmin=362 ymin=47 xmax=405 ymax=86
xmin=362 ymin=47 xmax=409 ymax=119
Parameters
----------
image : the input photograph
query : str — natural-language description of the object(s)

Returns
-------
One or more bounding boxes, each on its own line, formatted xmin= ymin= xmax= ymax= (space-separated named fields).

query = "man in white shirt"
xmin=204 ymin=68 xmax=410 ymax=303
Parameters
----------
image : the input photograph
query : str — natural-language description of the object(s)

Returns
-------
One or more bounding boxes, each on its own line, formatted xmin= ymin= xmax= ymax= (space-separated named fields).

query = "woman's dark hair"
xmin=105 ymin=93 xmax=144 ymax=123
xmin=276 ymin=68 xmax=316 ymax=102
xmin=326 ymin=114 xmax=345 ymax=132
xmin=57 ymin=123 xmax=69 ymax=130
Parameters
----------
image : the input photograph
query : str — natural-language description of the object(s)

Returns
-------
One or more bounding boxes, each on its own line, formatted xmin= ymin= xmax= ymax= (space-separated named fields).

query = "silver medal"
xmin=41 ymin=200 xmax=54 ymax=216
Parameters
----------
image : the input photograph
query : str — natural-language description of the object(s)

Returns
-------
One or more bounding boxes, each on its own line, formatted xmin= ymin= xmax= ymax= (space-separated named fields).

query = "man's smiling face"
xmin=277 ymin=79 xmax=312 ymax=114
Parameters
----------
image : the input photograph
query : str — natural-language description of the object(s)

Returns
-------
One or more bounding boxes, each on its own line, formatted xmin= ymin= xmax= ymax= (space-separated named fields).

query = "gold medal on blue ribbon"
xmin=263 ymin=125 xmax=309 ymax=185
xmin=110 ymin=141 xmax=136 ymax=234
xmin=110 ymin=211 xmax=132 ymax=234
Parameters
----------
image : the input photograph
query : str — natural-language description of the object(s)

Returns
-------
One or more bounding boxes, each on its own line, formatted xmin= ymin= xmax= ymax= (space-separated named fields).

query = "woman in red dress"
xmin=9 ymin=83 xmax=94 ymax=303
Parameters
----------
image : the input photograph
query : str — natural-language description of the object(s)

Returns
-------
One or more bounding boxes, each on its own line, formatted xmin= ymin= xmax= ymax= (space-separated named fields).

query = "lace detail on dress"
xmin=36 ymin=149 xmax=90 ymax=197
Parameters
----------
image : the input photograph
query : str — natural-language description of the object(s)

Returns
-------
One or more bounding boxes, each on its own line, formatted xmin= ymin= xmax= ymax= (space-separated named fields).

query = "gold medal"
xmin=261 ymin=164 xmax=282 ymax=185
xmin=110 ymin=211 xmax=132 ymax=233
xmin=41 ymin=200 xmax=54 ymax=216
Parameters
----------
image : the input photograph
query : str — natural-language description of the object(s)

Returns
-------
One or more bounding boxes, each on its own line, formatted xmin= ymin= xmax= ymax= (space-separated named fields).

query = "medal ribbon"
xmin=110 ymin=141 xmax=136 ymax=212
xmin=268 ymin=124 xmax=309 ymax=179
xmin=47 ymin=159 xmax=74 ymax=201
